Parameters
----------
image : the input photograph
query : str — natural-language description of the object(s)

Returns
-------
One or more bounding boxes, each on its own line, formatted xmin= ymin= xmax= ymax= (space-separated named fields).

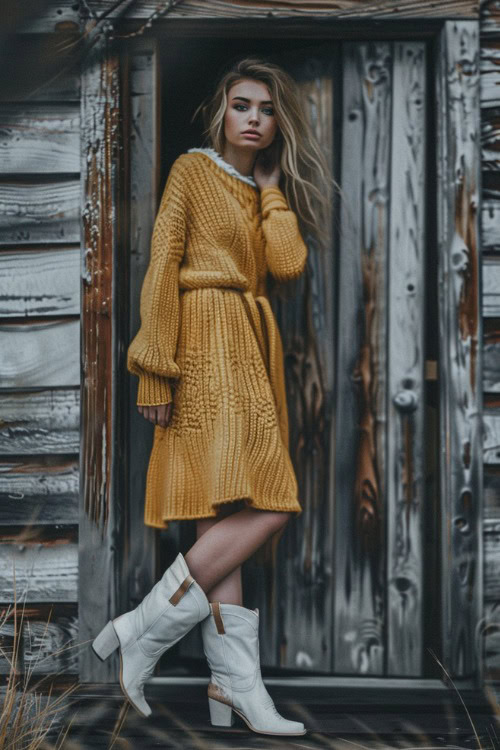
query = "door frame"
xmin=78 ymin=17 xmax=483 ymax=686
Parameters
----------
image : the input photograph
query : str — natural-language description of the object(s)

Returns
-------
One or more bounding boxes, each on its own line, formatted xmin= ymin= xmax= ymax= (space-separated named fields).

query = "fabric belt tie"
xmin=240 ymin=290 xmax=289 ymax=451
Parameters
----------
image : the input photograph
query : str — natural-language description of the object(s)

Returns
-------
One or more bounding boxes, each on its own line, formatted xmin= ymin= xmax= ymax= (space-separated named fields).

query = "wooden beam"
xmin=18 ymin=0 xmax=478 ymax=33
xmin=79 ymin=30 xmax=126 ymax=683
xmin=435 ymin=19 xmax=483 ymax=681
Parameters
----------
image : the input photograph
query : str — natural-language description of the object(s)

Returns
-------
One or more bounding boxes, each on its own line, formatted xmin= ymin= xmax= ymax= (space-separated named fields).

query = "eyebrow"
xmin=231 ymin=96 xmax=273 ymax=105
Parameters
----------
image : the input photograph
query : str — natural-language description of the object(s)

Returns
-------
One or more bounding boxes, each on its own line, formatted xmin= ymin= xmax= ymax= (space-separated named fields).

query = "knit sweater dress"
xmin=126 ymin=147 xmax=308 ymax=529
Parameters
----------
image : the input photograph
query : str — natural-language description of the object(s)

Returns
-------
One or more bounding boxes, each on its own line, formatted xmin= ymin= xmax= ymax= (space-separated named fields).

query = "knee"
xmin=269 ymin=510 xmax=292 ymax=532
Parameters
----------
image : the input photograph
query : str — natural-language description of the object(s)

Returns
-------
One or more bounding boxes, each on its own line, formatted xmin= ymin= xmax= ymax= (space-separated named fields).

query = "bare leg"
xmin=196 ymin=516 xmax=242 ymax=605
xmin=186 ymin=505 xmax=290 ymax=595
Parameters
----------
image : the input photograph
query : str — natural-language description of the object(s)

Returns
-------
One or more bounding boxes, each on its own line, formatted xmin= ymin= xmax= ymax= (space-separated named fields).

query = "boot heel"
xmin=92 ymin=620 xmax=119 ymax=661
xmin=208 ymin=697 xmax=234 ymax=727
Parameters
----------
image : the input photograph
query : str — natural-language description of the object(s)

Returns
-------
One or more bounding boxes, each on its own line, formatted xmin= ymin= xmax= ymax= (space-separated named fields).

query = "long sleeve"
xmin=127 ymin=158 xmax=188 ymax=406
xmin=260 ymin=186 xmax=308 ymax=282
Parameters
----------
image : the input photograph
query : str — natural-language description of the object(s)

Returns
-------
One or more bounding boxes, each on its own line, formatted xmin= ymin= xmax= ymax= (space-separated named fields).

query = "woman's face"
xmin=223 ymin=78 xmax=278 ymax=152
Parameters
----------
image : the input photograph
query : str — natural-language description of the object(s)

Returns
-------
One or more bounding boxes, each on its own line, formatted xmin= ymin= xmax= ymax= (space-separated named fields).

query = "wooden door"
xmin=120 ymin=24 xmax=482 ymax=683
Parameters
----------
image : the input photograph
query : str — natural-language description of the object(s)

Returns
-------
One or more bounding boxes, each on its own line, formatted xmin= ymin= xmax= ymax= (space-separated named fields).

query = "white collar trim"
xmin=187 ymin=147 xmax=257 ymax=188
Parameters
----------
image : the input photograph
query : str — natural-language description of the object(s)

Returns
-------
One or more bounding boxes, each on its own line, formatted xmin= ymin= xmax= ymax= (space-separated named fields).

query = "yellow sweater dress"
xmin=126 ymin=147 xmax=308 ymax=529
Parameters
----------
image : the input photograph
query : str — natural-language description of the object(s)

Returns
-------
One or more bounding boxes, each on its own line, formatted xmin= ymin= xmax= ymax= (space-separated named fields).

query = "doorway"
xmin=126 ymin=32 xmax=441 ymax=679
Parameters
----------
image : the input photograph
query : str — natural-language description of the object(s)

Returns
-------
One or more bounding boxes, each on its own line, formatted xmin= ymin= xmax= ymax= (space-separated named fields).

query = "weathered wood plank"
xmin=436 ymin=20 xmax=483 ymax=679
xmin=79 ymin=32 xmax=126 ymax=683
xmin=0 ymin=105 xmax=80 ymax=174
xmin=0 ymin=389 xmax=79 ymax=454
xmin=483 ymin=600 xmax=500 ymax=679
xmin=480 ymin=44 xmax=500 ymax=109
xmin=482 ymin=199 xmax=500 ymax=251
xmin=481 ymin=108 xmax=500 ymax=172
xmin=480 ymin=0 xmax=500 ymax=38
xmin=127 ymin=39 xmax=161 ymax=608
xmin=334 ymin=41 xmax=392 ymax=676
xmin=483 ymin=259 xmax=500 ymax=316
xmin=484 ymin=411 xmax=500 ymax=465
xmin=0 ymin=605 xmax=78 ymax=675
xmin=0 ymin=41 xmax=80 ymax=103
xmin=484 ymin=324 xmax=500 ymax=392
xmin=262 ymin=46 xmax=336 ymax=672
xmin=0 ymin=319 xmax=79 ymax=387
xmin=0 ymin=180 xmax=80 ymax=245
xmin=22 ymin=0 xmax=477 ymax=32
xmin=484 ymin=467 xmax=500 ymax=519
xmin=0 ymin=458 xmax=78 ymax=525
xmin=0 ymin=248 xmax=80 ymax=317
xmin=387 ymin=42 xmax=427 ymax=677
xmin=0 ymin=536 xmax=78 ymax=602
xmin=484 ymin=520 xmax=500 ymax=601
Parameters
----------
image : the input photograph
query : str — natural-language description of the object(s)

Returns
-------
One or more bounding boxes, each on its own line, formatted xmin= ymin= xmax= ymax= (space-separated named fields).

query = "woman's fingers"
xmin=137 ymin=402 xmax=172 ymax=427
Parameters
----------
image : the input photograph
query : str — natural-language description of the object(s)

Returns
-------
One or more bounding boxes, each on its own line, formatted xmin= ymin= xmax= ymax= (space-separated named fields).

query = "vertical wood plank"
xmin=127 ymin=38 xmax=161 ymax=607
xmin=386 ymin=42 xmax=427 ymax=676
xmin=436 ymin=20 xmax=483 ymax=680
xmin=79 ymin=29 xmax=126 ymax=682
xmin=265 ymin=47 xmax=337 ymax=671
xmin=334 ymin=42 xmax=392 ymax=675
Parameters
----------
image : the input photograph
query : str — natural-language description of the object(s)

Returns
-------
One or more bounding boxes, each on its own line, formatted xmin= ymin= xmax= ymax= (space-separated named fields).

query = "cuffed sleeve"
xmin=127 ymin=158 xmax=188 ymax=406
xmin=260 ymin=186 xmax=308 ymax=282
xmin=136 ymin=370 xmax=173 ymax=406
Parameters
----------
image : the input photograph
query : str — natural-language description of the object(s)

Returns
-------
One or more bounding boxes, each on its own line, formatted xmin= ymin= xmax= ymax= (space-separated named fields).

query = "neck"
xmin=221 ymin=143 xmax=257 ymax=178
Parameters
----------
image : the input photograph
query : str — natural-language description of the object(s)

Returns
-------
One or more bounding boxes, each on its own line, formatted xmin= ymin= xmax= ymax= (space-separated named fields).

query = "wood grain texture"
xmin=268 ymin=47 xmax=336 ymax=672
xmin=0 ymin=180 xmax=80 ymax=245
xmin=483 ymin=259 xmax=500 ymax=316
xmin=484 ymin=467 xmax=500 ymax=519
xmin=334 ymin=41 xmax=392 ymax=675
xmin=0 ymin=536 xmax=78 ymax=602
xmin=484 ymin=411 xmax=500 ymax=465
xmin=126 ymin=39 xmax=160 ymax=610
xmin=485 ymin=520 xmax=500 ymax=601
xmin=19 ymin=0 xmax=478 ymax=31
xmin=386 ymin=42 xmax=427 ymax=676
xmin=0 ymin=105 xmax=80 ymax=174
xmin=482 ymin=600 xmax=500 ymax=679
xmin=0 ymin=458 xmax=78 ymax=525
xmin=480 ymin=0 xmax=500 ymax=37
xmin=480 ymin=43 xmax=500 ymax=109
xmin=0 ymin=320 xmax=79 ymax=387
xmin=482 ymin=199 xmax=500 ymax=251
xmin=0 ymin=247 xmax=80 ymax=317
xmin=0 ymin=390 xmax=79 ymax=455
xmin=436 ymin=20 xmax=483 ymax=679
xmin=484 ymin=325 xmax=500 ymax=392
xmin=0 ymin=605 xmax=78 ymax=675
xmin=79 ymin=32 xmax=125 ymax=683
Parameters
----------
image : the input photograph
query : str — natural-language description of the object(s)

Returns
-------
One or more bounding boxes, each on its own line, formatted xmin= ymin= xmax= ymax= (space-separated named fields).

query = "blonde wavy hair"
xmin=191 ymin=55 xmax=339 ymax=255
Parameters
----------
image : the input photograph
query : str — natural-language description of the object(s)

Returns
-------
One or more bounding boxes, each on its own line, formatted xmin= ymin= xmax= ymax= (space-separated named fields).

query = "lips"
xmin=242 ymin=130 xmax=260 ymax=136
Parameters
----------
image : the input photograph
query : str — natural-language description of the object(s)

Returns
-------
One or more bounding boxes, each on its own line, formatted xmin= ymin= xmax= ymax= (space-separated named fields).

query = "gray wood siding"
xmin=436 ymin=20 xmax=483 ymax=681
xmin=480 ymin=0 xmax=500 ymax=687
xmin=22 ymin=0 xmax=477 ymax=34
xmin=0 ymin=62 xmax=80 ymax=678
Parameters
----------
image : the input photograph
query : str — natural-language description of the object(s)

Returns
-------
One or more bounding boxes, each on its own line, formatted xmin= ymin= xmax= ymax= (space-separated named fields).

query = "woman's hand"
xmin=138 ymin=403 xmax=173 ymax=428
xmin=253 ymin=141 xmax=281 ymax=191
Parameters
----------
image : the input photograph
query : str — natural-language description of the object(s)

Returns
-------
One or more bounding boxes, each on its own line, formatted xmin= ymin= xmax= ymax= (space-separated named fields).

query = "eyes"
xmin=233 ymin=103 xmax=274 ymax=116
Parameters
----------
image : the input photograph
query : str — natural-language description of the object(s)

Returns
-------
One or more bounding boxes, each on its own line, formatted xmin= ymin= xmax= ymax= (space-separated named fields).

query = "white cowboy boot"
xmin=201 ymin=602 xmax=306 ymax=736
xmin=92 ymin=552 xmax=209 ymax=717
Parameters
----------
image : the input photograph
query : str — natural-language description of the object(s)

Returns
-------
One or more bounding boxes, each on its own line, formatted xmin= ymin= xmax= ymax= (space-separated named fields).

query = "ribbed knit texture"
xmin=127 ymin=150 xmax=308 ymax=529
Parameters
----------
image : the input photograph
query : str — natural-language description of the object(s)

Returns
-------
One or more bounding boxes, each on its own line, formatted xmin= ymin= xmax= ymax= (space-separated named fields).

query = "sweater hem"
xmin=144 ymin=495 xmax=302 ymax=529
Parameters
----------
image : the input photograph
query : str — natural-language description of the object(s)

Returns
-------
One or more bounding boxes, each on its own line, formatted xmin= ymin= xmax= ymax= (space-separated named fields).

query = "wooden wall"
xmin=479 ymin=0 xmax=500 ymax=685
xmin=3 ymin=0 xmax=500 ymax=688
xmin=0 ymin=63 xmax=81 ymax=677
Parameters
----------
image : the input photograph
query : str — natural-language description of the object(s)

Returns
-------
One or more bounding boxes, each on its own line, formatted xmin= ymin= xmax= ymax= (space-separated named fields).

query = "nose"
xmin=248 ymin=108 xmax=260 ymax=126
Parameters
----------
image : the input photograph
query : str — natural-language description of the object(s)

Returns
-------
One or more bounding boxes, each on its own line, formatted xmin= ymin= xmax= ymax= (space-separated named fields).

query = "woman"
xmin=92 ymin=56 xmax=333 ymax=737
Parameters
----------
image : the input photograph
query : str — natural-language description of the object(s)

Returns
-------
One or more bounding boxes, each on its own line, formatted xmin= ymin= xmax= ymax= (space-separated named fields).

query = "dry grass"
xmin=1 ymin=563 xmax=499 ymax=749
